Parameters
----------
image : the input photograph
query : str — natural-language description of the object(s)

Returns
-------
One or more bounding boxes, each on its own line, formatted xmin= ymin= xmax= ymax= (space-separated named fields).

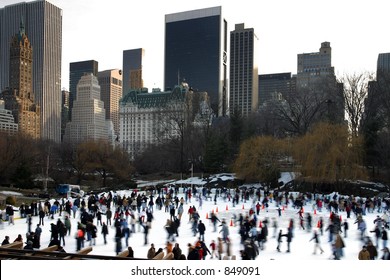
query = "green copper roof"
xmin=120 ymin=85 xmax=187 ymax=109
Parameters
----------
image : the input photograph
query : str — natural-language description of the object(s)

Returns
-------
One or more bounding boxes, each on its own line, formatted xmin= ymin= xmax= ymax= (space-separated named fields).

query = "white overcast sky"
xmin=1 ymin=0 xmax=389 ymax=90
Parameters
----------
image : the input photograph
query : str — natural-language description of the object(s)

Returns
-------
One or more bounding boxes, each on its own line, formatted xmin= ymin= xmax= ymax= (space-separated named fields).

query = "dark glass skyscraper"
xmin=258 ymin=73 xmax=295 ymax=106
xmin=377 ymin=53 xmax=390 ymax=80
xmin=165 ymin=6 xmax=228 ymax=116
xmin=0 ymin=0 xmax=62 ymax=142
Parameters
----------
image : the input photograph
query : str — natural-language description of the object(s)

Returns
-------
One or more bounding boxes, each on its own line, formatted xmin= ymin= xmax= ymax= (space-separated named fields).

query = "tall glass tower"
xmin=165 ymin=6 xmax=228 ymax=116
xmin=0 ymin=0 xmax=62 ymax=142
xmin=377 ymin=53 xmax=390 ymax=80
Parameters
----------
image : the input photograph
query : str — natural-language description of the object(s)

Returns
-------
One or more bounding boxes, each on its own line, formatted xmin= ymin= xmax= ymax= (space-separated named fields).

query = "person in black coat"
xmin=187 ymin=245 xmax=200 ymax=260
xmin=282 ymin=227 xmax=293 ymax=253
xmin=50 ymin=223 xmax=59 ymax=242
xmin=276 ymin=230 xmax=283 ymax=252
xmin=115 ymin=225 xmax=123 ymax=255
xmin=240 ymin=249 xmax=250 ymax=260
xmin=380 ymin=247 xmax=390 ymax=260
xmin=141 ymin=223 xmax=149 ymax=245
xmin=1 ymin=236 xmax=10 ymax=246
xmin=38 ymin=209 xmax=45 ymax=226
xmin=127 ymin=246 xmax=134 ymax=258
xmin=197 ymin=220 xmax=206 ymax=241
xmin=370 ymin=226 xmax=381 ymax=248
xmin=172 ymin=243 xmax=182 ymax=260
xmin=381 ymin=228 xmax=388 ymax=249
xmin=101 ymin=222 xmax=109 ymax=244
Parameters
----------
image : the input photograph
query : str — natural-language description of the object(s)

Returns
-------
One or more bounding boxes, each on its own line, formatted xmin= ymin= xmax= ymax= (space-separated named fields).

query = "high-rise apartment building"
xmin=296 ymin=42 xmax=344 ymax=124
xmin=69 ymin=60 xmax=99 ymax=120
xmin=229 ymin=23 xmax=258 ymax=116
xmin=297 ymin=42 xmax=334 ymax=87
xmin=1 ymin=20 xmax=40 ymax=139
xmin=64 ymin=73 xmax=110 ymax=144
xmin=97 ymin=69 xmax=122 ymax=136
xmin=122 ymin=49 xmax=144 ymax=96
xmin=0 ymin=0 xmax=62 ymax=142
xmin=165 ymin=6 xmax=228 ymax=116
xmin=258 ymin=73 xmax=295 ymax=106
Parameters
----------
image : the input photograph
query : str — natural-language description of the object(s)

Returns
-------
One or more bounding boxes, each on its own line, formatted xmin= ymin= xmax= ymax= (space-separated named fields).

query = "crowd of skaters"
xmin=1 ymin=184 xmax=390 ymax=260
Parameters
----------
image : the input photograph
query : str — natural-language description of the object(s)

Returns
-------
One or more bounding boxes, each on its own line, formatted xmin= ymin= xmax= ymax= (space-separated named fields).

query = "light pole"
xmin=180 ymin=119 xmax=184 ymax=181
xmin=43 ymin=145 xmax=51 ymax=192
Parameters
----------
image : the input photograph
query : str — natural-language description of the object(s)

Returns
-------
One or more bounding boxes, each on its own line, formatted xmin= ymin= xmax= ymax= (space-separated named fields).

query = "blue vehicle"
xmin=56 ymin=184 xmax=84 ymax=197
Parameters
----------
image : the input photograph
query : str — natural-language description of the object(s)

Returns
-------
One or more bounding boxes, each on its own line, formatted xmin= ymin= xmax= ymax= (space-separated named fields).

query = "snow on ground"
xmin=1 ymin=175 xmax=389 ymax=279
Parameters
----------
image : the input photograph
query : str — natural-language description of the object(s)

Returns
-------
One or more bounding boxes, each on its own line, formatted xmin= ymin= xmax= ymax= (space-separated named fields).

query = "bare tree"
xmin=270 ymin=75 xmax=343 ymax=137
xmin=338 ymin=72 xmax=374 ymax=138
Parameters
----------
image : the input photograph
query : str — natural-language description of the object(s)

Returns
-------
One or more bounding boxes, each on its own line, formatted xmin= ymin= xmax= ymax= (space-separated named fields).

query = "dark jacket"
xmin=366 ymin=244 xmax=378 ymax=259
xmin=198 ymin=222 xmax=206 ymax=234
xmin=282 ymin=229 xmax=293 ymax=242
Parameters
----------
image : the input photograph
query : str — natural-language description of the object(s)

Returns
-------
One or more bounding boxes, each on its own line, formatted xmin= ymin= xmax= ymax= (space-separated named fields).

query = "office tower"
xmin=0 ymin=100 xmax=18 ymax=135
xmin=69 ymin=60 xmax=99 ymax=120
xmin=365 ymin=52 xmax=390 ymax=129
xmin=297 ymin=42 xmax=334 ymax=86
xmin=0 ymin=0 xmax=62 ymax=142
xmin=229 ymin=23 xmax=258 ymax=116
xmin=165 ymin=6 xmax=228 ymax=116
xmin=258 ymin=73 xmax=295 ymax=106
xmin=0 ymin=20 xmax=40 ymax=139
xmin=61 ymin=89 xmax=70 ymax=141
xmin=122 ymin=48 xmax=144 ymax=95
xmin=296 ymin=42 xmax=344 ymax=124
xmin=97 ymin=69 xmax=122 ymax=135
xmin=63 ymin=73 xmax=109 ymax=144
xmin=377 ymin=53 xmax=390 ymax=80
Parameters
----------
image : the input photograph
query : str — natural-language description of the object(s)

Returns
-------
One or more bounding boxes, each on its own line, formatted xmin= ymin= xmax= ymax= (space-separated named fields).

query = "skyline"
xmin=1 ymin=0 xmax=389 ymax=90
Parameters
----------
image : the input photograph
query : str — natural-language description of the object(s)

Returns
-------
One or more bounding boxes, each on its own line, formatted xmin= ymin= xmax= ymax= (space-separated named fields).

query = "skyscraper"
xmin=1 ymin=19 xmax=40 ymax=139
xmin=165 ymin=6 xmax=228 ymax=116
xmin=0 ymin=0 xmax=62 ymax=142
xmin=97 ymin=69 xmax=122 ymax=136
xmin=229 ymin=23 xmax=258 ymax=117
xmin=296 ymin=42 xmax=344 ymax=124
xmin=69 ymin=60 xmax=99 ymax=120
xmin=0 ymin=100 xmax=18 ymax=135
xmin=122 ymin=48 xmax=144 ymax=96
xmin=64 ymin=73 xmax=110 ymax=144
xmin=377 ymin=53 xmax=390 ymax=80
xmin=258 ymin=73 xmax=295 ymax=106
xmin=296 ymin=42 xmax=334 ymax=87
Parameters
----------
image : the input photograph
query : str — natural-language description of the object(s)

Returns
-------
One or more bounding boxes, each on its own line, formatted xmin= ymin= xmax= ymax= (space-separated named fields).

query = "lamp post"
xmin=43 ymin=145 xmax=51 ymax=192
xmin=180 ymin=119 xmax=184 ymax=181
